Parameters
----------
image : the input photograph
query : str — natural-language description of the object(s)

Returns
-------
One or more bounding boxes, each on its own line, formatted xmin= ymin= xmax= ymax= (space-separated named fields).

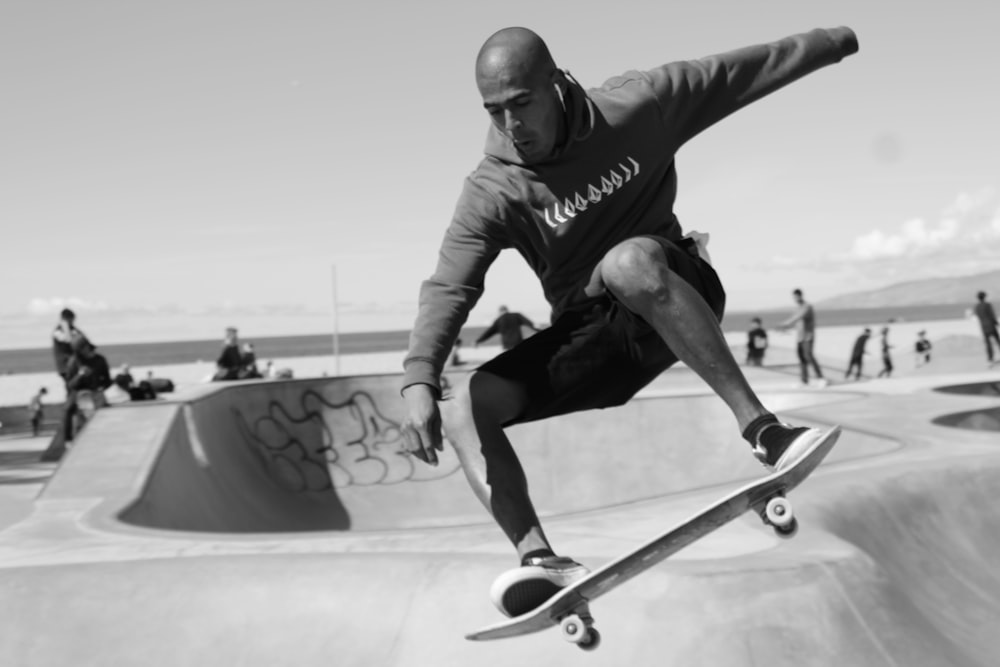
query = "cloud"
xmin=765 ymin=188 xmax=1000 ymax=280
xmin=26 ymin=297 xmax=113 ymax=316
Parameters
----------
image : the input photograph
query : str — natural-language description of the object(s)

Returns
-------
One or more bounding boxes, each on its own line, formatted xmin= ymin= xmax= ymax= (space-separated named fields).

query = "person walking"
xmin=844 ymin=328 xmax=871 ymax=380
xmin=28 ymin=387 xmax=48 ymax=436
xmin=776 ymin=289 xmax=828 ymax=387
xmin=876 ymin=327 xmax=894 ymax=378
xmin=973 ymin=291 xmax=1000 ymax=365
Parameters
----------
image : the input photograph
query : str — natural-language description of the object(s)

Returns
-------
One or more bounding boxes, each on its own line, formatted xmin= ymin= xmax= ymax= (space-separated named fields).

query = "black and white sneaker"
xmin=750 ymin=423 xmax=825 ymax=471
xmin=489 ymin=556 xmax=590 ymax=618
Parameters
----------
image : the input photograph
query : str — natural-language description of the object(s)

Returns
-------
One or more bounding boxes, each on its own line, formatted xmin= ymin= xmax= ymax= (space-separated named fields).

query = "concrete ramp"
xmin=1 ymin=370 xmax=1000 ymax=666
xmin=116 ymin=373 xmax=872 ymax=532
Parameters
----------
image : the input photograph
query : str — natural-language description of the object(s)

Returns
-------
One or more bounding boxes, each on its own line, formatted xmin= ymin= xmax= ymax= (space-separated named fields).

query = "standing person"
xmin=876 ymin=327 xmax=893 ymax=378
xmin=776 ymin=289 xmax=828 ymax=387
xmin=844 ymin=328 xmax=871 ymax=380
xmin=28 ymin=387 xmax=48 ymax=436
xmin=745 ymin=317 xmax=768 ymax=367
xmin=51 ymin=308 xmax=84 ymax=383
xmin=213 ymin=327 xmax=243 ymax=381
xmin=399 ymin=26 xmax=856 ymax=618
xmin=62 ymin=336 xmax=112 ymax=445
xmin=973 ymin=291 xmax=1000 ymax=365
xmin=474 ymin=306 xmax=543 ymax=351
xmin=914 ymin=330 xmax=932 ymax=367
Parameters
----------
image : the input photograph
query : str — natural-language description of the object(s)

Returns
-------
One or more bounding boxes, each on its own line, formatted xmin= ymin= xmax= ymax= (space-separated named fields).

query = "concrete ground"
xmin=0 ymin=345 xmax=999 ymax=666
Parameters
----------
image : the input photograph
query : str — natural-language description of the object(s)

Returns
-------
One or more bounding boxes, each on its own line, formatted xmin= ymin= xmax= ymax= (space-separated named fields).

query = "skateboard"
xmin=466 ymin=425 xmax=841 ymax=651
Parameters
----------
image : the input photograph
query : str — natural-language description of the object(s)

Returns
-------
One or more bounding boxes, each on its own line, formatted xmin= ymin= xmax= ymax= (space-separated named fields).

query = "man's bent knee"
xmin=598 ymin=237 xmax=673 ymax=300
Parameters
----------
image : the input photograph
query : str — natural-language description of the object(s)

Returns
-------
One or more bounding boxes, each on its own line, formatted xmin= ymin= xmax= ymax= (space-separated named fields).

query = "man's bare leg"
xmin=440 ymin=370 xmax=552 ymax=560
xmin=589 ymin=238 xmax=769 ymax=432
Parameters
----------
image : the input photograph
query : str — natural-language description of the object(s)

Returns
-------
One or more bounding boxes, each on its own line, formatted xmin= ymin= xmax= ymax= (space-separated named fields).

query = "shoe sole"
xmin=500 ymin=579 xmax=564 ymax=617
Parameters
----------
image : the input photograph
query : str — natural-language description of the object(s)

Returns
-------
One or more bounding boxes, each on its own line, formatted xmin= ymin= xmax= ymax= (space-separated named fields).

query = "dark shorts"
xmin=478 ymin=236 xmax=726 ymax=426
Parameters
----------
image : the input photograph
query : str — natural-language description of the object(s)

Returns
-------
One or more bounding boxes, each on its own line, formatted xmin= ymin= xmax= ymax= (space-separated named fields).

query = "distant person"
xmin=28 ymin=387 xmax=48 ymax=436
xmin=62 ymin=336 xmax=112 ymax=445
xmin=745 ymin=317 xmax=768 ymax=366
xmin=914 ymin=330 xmax=932 ymax=367
xmin=844 ymin=327 xmax=871 ymax=380
xmin=474 ymin=306 xmax=542 ymax=350
xmin=876 ymin=327 xmax=893 ymax=378
xmin=213 ymin=327 xmax=243 ymax=381
xmin=113 ymin=364 xmax=135 ymax=391
xmin=264 ymin=360 xmax=276 ymax=379
xmin=51 ymin=308 xmax=86 ymax=384
xmin=240 ymin=342 xmax=262 ymax=379
xmin=973 ymin=291 xmax=1000 ymax=365
xmin=776 ymin=289 xmax=827 ymax=387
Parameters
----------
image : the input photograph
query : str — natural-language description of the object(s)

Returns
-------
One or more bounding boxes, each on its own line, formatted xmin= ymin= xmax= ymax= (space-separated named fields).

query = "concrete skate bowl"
xmin=933 ymin=380 xmax=1000 ymax=397
xmin=116 ymin=373 xmax=873 ymax=533
xmin=809 ymin=453 xmax=1000 ymax=667
xmin=932 ymin=406 xmax=1000 ymax=431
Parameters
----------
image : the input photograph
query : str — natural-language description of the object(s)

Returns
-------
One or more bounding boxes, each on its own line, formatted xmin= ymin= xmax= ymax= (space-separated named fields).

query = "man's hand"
xmin=401 ymin=383 xmax=443 ymax=466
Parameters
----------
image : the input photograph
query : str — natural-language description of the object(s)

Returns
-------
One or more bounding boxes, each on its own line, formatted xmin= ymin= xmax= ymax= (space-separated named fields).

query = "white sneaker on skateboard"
xmin=490 ymin=556 xmax=590 ymax=618
xmin=751 ymin=423 xmax=826 ymax=472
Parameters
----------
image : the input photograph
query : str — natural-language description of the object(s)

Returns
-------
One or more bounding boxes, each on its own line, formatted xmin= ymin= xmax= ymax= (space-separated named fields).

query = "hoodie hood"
xmin=482 ymin=70 xmax=595 ymax=166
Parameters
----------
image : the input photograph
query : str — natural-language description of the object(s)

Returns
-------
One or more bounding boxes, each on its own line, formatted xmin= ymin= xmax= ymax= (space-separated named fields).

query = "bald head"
xmin=476 ymin=27 xmax=557 ymax=91
xmin=474 ymin=28 xmax=567 ymax=163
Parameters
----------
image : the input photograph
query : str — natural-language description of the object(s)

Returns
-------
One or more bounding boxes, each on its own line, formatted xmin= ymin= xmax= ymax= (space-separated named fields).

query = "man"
xmin=876 ymin=326 xmax=893 ymax=378
xmin=475 ymin=306 xmax=542 ymax=350
xmin=746 ymin=317 xmax=768 ymax=367
xmin=844 ymin=328 xmax=871 ymax=380
xmin=62 ymin=335 xmax=112 ymax=444
xmin=973 ymin=291 xmax=1000 ymax=365
xmin=400 ymin=26 xmax=857 ymax=618
xmin=776 ymin=289 xmax=828 ymax=387
xmin=213 ymin=327 xmax=243 ymax=381
xmin=51 ymin=308 xmax=83 ymax=383
xmin=29 ymin=387 xmax=48 ymax=436
xmin=914 ymin=330 xmax=932 ymax=367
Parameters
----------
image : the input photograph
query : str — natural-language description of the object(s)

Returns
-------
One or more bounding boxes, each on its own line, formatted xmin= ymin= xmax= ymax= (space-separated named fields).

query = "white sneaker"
xmin=489 ymin=556 xmax=590 ymax=617
xmin=751 ymin=424 xmax=825 ymax=471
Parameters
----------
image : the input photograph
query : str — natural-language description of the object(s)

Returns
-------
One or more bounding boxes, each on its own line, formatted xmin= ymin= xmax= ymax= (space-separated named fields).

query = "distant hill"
xmin=818 ymin=269 xmax=1000 ymax=309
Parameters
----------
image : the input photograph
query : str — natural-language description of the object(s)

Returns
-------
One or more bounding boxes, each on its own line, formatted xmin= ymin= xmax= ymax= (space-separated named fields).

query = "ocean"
xmin=0 ymin=303 xmax=970 ymax=375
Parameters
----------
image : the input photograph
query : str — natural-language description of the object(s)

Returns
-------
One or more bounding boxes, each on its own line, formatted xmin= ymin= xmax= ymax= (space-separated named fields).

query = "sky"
xmin=2 ymin=0 xmax=999 ymax=348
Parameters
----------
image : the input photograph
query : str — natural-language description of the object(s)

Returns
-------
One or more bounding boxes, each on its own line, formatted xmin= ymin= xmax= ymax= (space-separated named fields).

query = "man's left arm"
xmin=645 ymin=27 xmax=859 ymax=147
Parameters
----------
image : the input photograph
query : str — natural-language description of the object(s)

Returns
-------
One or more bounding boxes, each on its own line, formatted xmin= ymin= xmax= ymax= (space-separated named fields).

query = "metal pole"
xmin=332 ymin=264 xmax=341 ymax=376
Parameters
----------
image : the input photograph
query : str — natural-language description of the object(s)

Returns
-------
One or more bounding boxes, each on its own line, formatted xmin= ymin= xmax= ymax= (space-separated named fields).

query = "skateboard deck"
xmin=466 ymin=425 xmax=841 ymax=649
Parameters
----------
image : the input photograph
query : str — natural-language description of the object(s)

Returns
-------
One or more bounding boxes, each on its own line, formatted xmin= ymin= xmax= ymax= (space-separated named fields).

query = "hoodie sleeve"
xmin=642 ymin=27 xmax=858 ymax=148
xmin=403 ymin=176 xmax=509 ymax=394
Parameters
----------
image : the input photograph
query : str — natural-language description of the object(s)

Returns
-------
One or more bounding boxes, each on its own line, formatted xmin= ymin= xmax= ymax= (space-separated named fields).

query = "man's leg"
xmin=796 ymin=342 xmax=809 ymax=384
xmin=439 ymin=371 xmax=550 ymax=561
xmin=803 ymin=339 xmax=825 ymax=379
xmin=588 ymin=238 xmax=769 ymax=431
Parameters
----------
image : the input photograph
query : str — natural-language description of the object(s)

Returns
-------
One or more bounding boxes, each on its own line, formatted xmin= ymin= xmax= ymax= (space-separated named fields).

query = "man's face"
xmin=480 ymin=67 xmax=563 ymax=164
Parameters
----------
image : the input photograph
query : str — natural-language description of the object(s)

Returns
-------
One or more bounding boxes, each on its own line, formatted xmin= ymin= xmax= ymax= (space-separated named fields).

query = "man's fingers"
xmin=402 ymin=423 xmax=439 ymax=466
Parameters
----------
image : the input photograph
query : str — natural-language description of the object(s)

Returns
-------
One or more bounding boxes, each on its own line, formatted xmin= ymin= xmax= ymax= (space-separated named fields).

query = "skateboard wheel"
xmin=764 ymin=496 xmax=794 ymax=529
xmin=774 ymin=517 xmax=799 ymax=539
xmin=578 ymin=628 xmax=601 ymax=651
xmin=561 ymin=614 xmax=588 ymax=643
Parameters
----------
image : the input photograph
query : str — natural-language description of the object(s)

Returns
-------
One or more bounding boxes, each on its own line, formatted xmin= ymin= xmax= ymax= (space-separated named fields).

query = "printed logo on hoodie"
xmin=543 ymin=156 xmax=641 ymax=229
